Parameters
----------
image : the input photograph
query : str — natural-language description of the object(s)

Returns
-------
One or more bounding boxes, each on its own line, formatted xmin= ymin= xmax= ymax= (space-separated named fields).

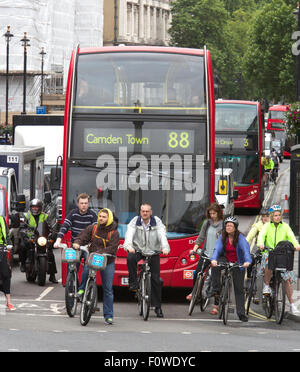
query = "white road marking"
xmin=36 ymin=287 xmax=54 ymax=301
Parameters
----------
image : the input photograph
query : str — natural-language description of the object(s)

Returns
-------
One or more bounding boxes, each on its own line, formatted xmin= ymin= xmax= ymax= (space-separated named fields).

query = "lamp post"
xmin=20 ymin=32 xmax=30 ymax=115
xmin=39 ymin=47 xmax=46 ymax=107
xmin=3 ymin=26 xmax=13 ymax=142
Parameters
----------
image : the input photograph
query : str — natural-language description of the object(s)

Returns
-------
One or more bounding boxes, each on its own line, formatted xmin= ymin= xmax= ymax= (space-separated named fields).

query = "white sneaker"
xmin=263 ymin=284 xmax=272 ymax=296
xmin=290 ymin=303 xmax=300 ymax=315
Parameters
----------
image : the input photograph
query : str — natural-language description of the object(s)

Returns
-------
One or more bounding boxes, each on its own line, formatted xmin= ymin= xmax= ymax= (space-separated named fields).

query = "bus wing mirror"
xmin=50 ymin=167 xmax=62 ymax=191
xmin=44 ymin=191 xmax=52 ymax=205
xmin=233 ymin=190 xmax=239 ymax=200
xmin=15 ymin=194 xmax=26 ymax=212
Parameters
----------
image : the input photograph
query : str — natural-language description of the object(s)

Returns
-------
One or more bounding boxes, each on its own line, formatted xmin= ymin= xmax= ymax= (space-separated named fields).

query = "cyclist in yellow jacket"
xmin=257 ymin=205 xmax=300 ymax=315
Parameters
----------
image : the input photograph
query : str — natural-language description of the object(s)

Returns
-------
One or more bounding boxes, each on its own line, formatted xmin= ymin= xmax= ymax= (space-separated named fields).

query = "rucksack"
xmin=91 ymin=224 xmax=115 ymax=249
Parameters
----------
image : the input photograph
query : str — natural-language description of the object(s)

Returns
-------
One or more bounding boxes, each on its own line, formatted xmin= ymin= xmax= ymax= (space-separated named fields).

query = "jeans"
xmin=79 ymin=261 xmax=115 ymax=319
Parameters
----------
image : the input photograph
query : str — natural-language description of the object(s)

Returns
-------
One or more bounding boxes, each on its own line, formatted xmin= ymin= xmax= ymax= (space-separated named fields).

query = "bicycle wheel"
xmin=188 ymin=274 xmax=201 ymax=316
xmin=200 ymin=273 xmax=210 ymax=312
xmin=65 ymin=270 xmax=78 ymax=317
xmin=80 ymin=278 xmax=97 ymax=326
xmin=142 ymin=273 xmax=151 ymax=321
xmin=222 ymin=277 xmax=231 ymax=325
xmin=245 ymin=271 xmax=256 ymax=315
xmin=274 ymin=275 xmax=286 ymax=324
xmin=137 ymin=274 xmax=143 ymax=316
xmin=263 ymin=294 xmax=274 ymax=319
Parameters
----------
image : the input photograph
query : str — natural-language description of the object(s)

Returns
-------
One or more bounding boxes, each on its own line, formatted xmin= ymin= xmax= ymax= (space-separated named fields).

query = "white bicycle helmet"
xmin=224 ymin=216 xmax=239 ymax=228
xmin=268 ymin=205 xmax=282 ymax=214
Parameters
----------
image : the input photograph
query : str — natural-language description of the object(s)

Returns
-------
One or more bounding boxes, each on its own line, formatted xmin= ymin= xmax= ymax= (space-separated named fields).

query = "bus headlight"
xmin=189 ymin=254 xmax=197 ymax=261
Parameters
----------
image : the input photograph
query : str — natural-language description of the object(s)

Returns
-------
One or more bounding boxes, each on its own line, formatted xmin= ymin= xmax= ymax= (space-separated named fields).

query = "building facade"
xmin=103 ymin=0 xmax=171 ymax=46
xmin=0 ymin=0 xmax=103 ymax=122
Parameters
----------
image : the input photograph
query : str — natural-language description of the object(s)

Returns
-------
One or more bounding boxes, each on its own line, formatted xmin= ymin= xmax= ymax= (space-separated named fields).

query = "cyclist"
xmin=73 ymin=208 xmax=119 ymax=325
xmin=54 ymin=193 xmax=97 ymax=248
xmin=186 ymin=203 xmax=223 ymax=312
xmin=124 ymin=203 xmax=170 ymax=318
xmin=257 ymin=205 xmax=300 ymax=315
xmin=19 ymin=199 xmax=58 ymax=283
xmin=263 ymin=155 xmax=274 ymax=187
xmin=54 ymin=193 xmax=97 ymax=285
xmin=246 ymin=208 xmax=270 ymax=247
xmin=271 ymin=149 xmax=280 ymax=184
xmin=210 ymin=216 xmax=252 ymax=322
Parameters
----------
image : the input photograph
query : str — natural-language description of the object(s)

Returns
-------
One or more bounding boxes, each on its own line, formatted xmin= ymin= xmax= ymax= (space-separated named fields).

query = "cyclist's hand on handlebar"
xmin=73 ymin=243 xmax=80 ymax=250
xmin=127 ymin=247 xmax=136 ymax=254
xmin=243 ymin=262 xmax=251 ymax=268
xmin=259 ymin=245 xmax=265 ymax=251
xmin=162 ymin=248 xmax=169 ymax=256
xmin=211 ymin=260 xmax=218 ymax=267
xmin=54 ymin=238 xmax=61 ymax=249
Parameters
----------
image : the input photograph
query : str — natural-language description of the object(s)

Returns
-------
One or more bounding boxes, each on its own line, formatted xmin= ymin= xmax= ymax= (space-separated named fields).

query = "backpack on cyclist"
xmin=268 ymin=241 xmax=295 ymax=271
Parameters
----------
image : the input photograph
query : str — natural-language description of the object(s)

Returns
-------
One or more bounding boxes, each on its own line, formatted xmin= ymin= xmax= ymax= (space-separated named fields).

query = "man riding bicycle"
xmin=257 ymin=205 xmax=300 ymax=315
xmin=262 ymin=155 xmax=274 ymax=187
xmin=123 ymin=203 xmax=170 ymax=318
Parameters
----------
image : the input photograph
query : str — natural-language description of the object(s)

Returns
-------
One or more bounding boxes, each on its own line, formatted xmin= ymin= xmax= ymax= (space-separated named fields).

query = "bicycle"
xmin=79 ymin=246 xmax=114 ymax=326
xmin=136 ymin=254 xmax=153 ymax=321
xmin=262 ymin=246 xmax=294 ymax=324
xmin=188 ymin=252 xmax=211 ymax=316
xmin=245 ymin=250 xmax=262 ymax=315
xmin=217 ymin=261 xmax=243 ymax=325
xmin=61 ymin=244 xmax=81 ymax=317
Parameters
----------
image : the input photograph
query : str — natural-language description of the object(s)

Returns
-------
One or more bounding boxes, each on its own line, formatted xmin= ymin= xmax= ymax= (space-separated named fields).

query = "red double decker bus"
xmin=215 ymin=100 xmax=264 ymax=210
xmin=61 ymin=46 xmax=215 ymax=288
xmin=267 ymin=105 xmax=291 ymax=158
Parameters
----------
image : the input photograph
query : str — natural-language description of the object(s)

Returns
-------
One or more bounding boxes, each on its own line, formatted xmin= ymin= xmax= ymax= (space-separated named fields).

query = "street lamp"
xmin=39 ymin=47 xmax=46 ymax=107
xmin=20 ymin=32 xmax=30 ymax=115
xmin=3 ymin=26 xmax=14 ymax=142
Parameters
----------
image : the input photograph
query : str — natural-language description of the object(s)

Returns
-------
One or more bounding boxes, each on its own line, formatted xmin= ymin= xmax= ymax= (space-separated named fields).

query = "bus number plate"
xmin=121 ymin=277 xmax=129 ymax=286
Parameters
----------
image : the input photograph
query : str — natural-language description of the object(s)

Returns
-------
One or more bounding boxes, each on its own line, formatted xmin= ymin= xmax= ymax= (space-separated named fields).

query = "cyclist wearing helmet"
xmin=210 ymin=216 xmax=252 ymax=322
xmin=257 ymin=205 xmax=300 ymax=315
xmin=246 ymin=208 xmax=270 ymax=247
xmin=263 ymin=155 xmax=274 ymax=187
xmin=19 ymin=199 xmax=58 ymax=283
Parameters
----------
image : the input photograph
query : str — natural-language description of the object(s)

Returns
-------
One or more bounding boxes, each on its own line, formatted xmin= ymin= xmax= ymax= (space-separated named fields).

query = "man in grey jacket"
xmin=124 ymin=203 xmax=170 ymax=318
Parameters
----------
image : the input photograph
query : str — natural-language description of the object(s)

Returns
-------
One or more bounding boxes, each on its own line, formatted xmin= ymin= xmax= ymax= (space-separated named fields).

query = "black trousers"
xmin=211 ymin=257 xmax=246 ymax=316
xmin=127 ymin=252 xmax=162 ymax=308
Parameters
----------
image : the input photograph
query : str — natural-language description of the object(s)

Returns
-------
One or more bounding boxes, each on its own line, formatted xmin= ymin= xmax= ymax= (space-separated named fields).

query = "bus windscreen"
xmin=215 ymin=103 xmax=258 ymax=131
xmin=73 ymin=52 xmax=207 ymax=115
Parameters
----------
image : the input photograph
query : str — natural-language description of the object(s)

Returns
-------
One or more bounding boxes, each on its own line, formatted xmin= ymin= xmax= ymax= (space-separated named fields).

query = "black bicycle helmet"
xmin=30 ymin=199 xmax=43 ymax=216
xmin=224 ymin=216 xmax=239 ymax=228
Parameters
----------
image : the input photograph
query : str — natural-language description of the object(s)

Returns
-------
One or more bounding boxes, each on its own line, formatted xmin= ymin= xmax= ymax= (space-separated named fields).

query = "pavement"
xmin=263 ymin=163 xmax=300 ymax=322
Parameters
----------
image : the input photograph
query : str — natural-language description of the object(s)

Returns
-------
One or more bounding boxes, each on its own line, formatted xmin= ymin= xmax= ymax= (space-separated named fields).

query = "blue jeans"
xmin=79 ymin=261 xmax=115 ymax=319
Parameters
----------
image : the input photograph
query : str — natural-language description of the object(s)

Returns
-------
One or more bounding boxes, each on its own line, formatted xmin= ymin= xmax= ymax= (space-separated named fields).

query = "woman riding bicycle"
xmin=186 ymin=203 xmax=223 ymax=310
xmin=210 ymin=216 xmax=252 ymax=322
xmin=257 ymin=205 xmax=300 ymax=315
xmin=73 ymin=208 xmax=119 ymax=325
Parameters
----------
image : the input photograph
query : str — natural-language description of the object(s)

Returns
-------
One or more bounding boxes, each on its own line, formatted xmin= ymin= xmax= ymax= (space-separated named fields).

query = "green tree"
xmin=243 ymin=0 xmax=296 ymax=101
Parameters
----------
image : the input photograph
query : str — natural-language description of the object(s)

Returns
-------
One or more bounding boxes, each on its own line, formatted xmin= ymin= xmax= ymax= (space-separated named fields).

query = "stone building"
xmin=103 ymin=0 xmax=171 ymax=46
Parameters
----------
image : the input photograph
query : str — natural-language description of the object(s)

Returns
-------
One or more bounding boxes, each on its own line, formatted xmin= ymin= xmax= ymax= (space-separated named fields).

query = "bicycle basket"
xmin=268 ymin=242 xmax=295 ymax=271
xmin=62 ymin=248 xmax=80 ymax=264
xmin=88 ymin=252 xmax=107 ymax=271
